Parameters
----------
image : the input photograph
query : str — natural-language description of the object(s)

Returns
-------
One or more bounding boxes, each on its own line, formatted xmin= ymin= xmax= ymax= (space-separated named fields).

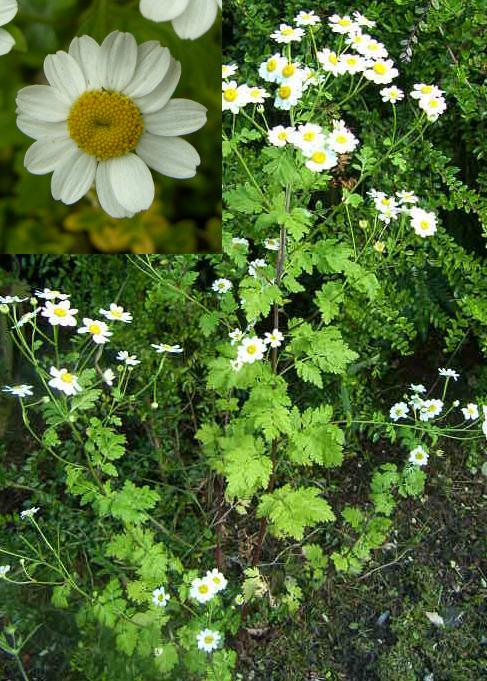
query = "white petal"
xmin=0 ymin=0 xmax=17 ymax=27
xmin=24 ymin=136 xmax=77 ymax=175
xmin=136 ymin=133 xmax=200 ymax=179
xmin=123 ymin=42 xmax=170 ymax=98
xmin=99 ymin=31 xmax=137 ymax=91
xmin=44 ymin=51 xmax=86 ymax=103
xmin=173 ymin=0 xmax=218 ymax=39
xmin=16 ymin=85 xmax=70 ymax=122
xmin=144 ymin=99 xmax=207 ymax=136
xmin=104 ymin=154 xmax=154 ymax=213
xmin=0 ymin=27 xmax=14 ymax=55
xmin=68 ymin=35 xmax=102 ymax=89
xmin=51 ymin=151 xmax=96 ymax=204
xmin=96 ymin=161 xmax=134 ymax=218
xmin=139 ymin=0 xmax=189 ymax=22
xmin=134 ymin=58 xmax=181 ymax=114
xmin=17 ymin=116 xmax=68 ymax=140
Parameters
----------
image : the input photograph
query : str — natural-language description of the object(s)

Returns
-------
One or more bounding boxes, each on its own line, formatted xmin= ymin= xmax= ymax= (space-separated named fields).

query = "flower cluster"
xmin=189 ymin=568 xmax=228 ymax=653
xmin=230 ymin=328 xmax=284 ymax=371
xmin=368 ymin=189 xmax=438 ymax=238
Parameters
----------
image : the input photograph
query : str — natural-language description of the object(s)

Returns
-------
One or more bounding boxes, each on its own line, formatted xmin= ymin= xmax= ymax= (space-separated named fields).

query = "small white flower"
xmin=243 ymin=84 xmax=270 ymax=104
xmin=230 ymin=357 xmax=244 ymax=372
xmin=102 ymin=369 xmax=115 ymax=386
xmin=317 ymin=48 xmax=341 ymax=76
xmin=264 ymin=328 xmax=284 ymax=348
xmin=77 ymin=318 xmax=112 ymax=344
xmin=303 ymin=146 xmax=338 ymax=173
xmin=327 ymin=121 xmax=359 ymax=154
xmin=418 ymin=93 xmax=447 ymax=121
xmin=380 ymin=85 xmax=404 ymax=103
xmin=258 ymin=53 xmax=286 ymax=83
xmin=364 ymin=59 xmax=398 ymax=85
xmin=396 ymin=190 xmax=419 ymax=205
xmin=295 ymin=10 xmax=320 ymax=27
xmin=231 ymin=237 xmax=249 ymax=247
xmin=20 ymin=506 xmax=40 ymax=519
xmin=41 ymin=300 xmax=78 ymax=327
xmin=270 ymin=23 xmax=304 ymax=44
xmin=237 ymin=336 xmax=266 ymax=364
xmin=0 ymin=565 xmax=11 ymax=578
xmin=419 ymin=399 xmax=443 ymax=421
xmin=190 ymin=576 xmax=216 ymax=603
xmin=116 ymin=350 xmax=141 ymax=366
xmin=222 ymin=80 xmax=248 ymax=114
xmin=196 ymin=628 xmax=221 ymax=653
xmin=206 ymin=568 xmax=228 ymax=592
xmin=453 ymin=399 xmax=460 ymax=407
xmin=264 ymin=237 xmax=280 ymax=251
xmin=14 ymin=309 xmax=41 ymax=329
xmin=152 ymin=586 xmax=170 ymax=607
xmin=48 ymin=367 xmax=82 ymax=396
xmin=352 ymin=11 xmax=376 ymax=28
xmin=2 ymin=384 xmax=33 ymax=398
xmin=290 ymin=123 xmax=325 ymax=153
xmin=357 ymin=37 xmax=388 ymax=60
xmin=151 ymin=343 xmax=183 ymax=354
xmin=409 ymin=207 xmax=437 ymax=238
xmin=338 ymin=53 xmax=370 ymax=75
xmin=234 ymin=593 xmax=245 ymax=605
xmin=461 ymin=403 xmax=479 ymax=420
xmin=229 ymin=328 xmax=244 ymax=345
xmin=34 ymin=289 xmax=70 ymax=301
xmin=410 ymin=383 xmax=426 ymax=394
xmin=438 ymin=367 xmax=459 ymax=381
xmin=248 ymin=258 xmax=267 ymax=278
xmin=222 ymin=64 xmax=238 ymax=79
xmin=268 ymin=125 xmax=295 ymax=147
xmin=99 ymin=303 xmax=132 ymax=323
xmin=212 ymin=278 xmax=233 ymax=294
xmin=409 ymin=446 xmax=429 ymax=467
xmin=410 ymin=83 xmax=443 ymax=100
xmin=328 ymin=14 xmax=358 ymax=35
xmin=0 ymin=295 xmax=28 ymax=304
xmin=390 ymin=402 xmax=409 ymax=421
xmin=274 ymin=79 xmax=303 ymax=110
xmin=139 ymin=0 xmax=221 ymax=40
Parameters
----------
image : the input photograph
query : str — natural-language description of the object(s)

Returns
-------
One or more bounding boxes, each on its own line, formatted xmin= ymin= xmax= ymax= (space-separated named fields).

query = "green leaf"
xmin=154 ymin=643 xmax=179 ymax=674
xmin=224 ymin=183 xmax=263 ymax=214
xmin=314 ymin=281 xmax=344 ymax=324
xmin=288 ymin=406 xmax=344 ymax=467
xmin=108 ymin=481 xmax=159 ymax=524
xmin=220 ymin=431 xmax=272 ymax=499
xmin=288 ymin=320 xmax=358 ymax=380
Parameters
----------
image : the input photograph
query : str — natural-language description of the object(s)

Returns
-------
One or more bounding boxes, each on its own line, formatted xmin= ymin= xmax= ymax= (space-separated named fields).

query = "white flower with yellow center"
xmin=243 ymin=85 xmax=270 ymax=105
xmin=328 ymin=122 xmax=359 ymax=154
xmin=275 ymin=59 xmax=302 ymax=84
xmin=116 ymin=350 xmax=140 ymax=366
xmin=77 ymin=318 xmax=112 ymax=344
xmin=380 ymin=85 xmax=404 ymax=103
xmin=237 ymin=336 xmax=266 ymax=364
xmin=418 ymin=93 xmax=447 ymax=121
xmin=0 ymin=0 xmax=17 ymax=56
xmin=303 ymin=146 xmax=338 ymax=173
xmin=99 ymin=303 xmax=133 ymax=323
xmin=35 ymin=288 xmax=70 ymax=301
xmin=461 ymin=403 xmax=479 ymax=420
xmin=139 ymin=0 xmax=221 ymax=40
xmin=48 ymin=367 xmax=82 ymax=396
xmin=268 ymin=125 xmax=295 ymax=147
xmin=222 ymin=63 xmax=238 ymax=79
xmin=190 ymin=576 xmax=216 ymax=603
xmin=359 ymin=38 xmax=388 ymax=60
xmin=352 ymin=11 xmax=376 ymax=28
xmin=151 ymin=343 xmax=183 ymax=354
xmin=274 ymin=79 xmax=303 ymax=110
xmin=196 ymin=628 xmax=221 ymax=653
xmin=2 ymin=384 xmax=33 ymax=398
xmin=338 ymin=53 xmax=369 ymax=75
xmin=373 ymin=194 xmax=398 ymax=213
xmin=41 ymin=299 xmax=78 ymax=327
xmin=229 ymin=328 xmax=244 ymax=345
xmin=248 ymin=258 xmax=267 ymax=277
xmin=152 ymin=586 xmax=170 ymax=607
xmin=232 ymin=237 xmax=249 ymax=248
xmin=328 ymin=14 xmax=358 ymax=35
xmin=264 ymin=237 xmax=280 ymax=251
xmin=290 ymin=123 xmax=325 ymax=153
xmin=419 ymin=399 xmax=443 ymax=421
xmin=410 ymin=83 xmax=443 ymax=100
xmin=345 ymin=32 xmax=368 ymax=51
xmin=390 ymin=401 xmax=409 ymax=421
xmin=409 ymin=446 xmax=429 ymax=467
xmin=438 ymin=367 xmax=459 ymax=381
xmin=206 ymin=568 xmax=227 ymax=592
xmin=317 ymin=48 xmax=341 ymax=76
xmin=17 ymin=32 xmax=206 ymax=218
xmin=409 ymin=207 xmax=437 ymax=238
xmin=258 ymin=53 xmax=286 ymax=83
xmin=212 ymin=278 xmax=233 ymax=294
xmin=222 ymin=80 xmax=248 ymax=114
xmin=295 ymin=10 xmax=320 ymax=27
xmin=264 ymin=328 xmax=284 ymax=348
xmin=364 ymin=59 xmax=398 ymax=85
xmin=20 ymin=506 xmax=40 ymax=519
xmin=396 ymin=190 xmax=418 ymax=205
xmin=270 ymin=23 xmax=304 ymax=44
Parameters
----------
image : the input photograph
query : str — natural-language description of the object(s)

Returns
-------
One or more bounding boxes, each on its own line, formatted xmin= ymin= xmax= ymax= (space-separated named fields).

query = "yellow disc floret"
xmin=68 ymin=90 xmax=144 ymax=161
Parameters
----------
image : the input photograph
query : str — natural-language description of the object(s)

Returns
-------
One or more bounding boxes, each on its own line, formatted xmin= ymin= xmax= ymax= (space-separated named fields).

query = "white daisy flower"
xmin=380 ymin=85 xmax=404 ymax=103
xmin=48 ymin=367 xmax=82 ymax=396
xmin=99 ymin=303 xmax=132 ymax=323
xmin=2 ymin=384 xmax=33 ymax=398
xmin=151 ymin=343 xmax=183 ymax=354
xmin=190 ymin=576 xmax=216 ymax=603
xmin=364 ymin=59 xmax=398 ymax=85
xmin=248 ymin=258 xmax=267 ymax=277
xmin=270 ymin=23 xmax=304 ymax=44
xmin=419 ymin=399 xmax=443 ymax=421
xmin=234 ymin=593 xmax=245 ymax=605
xmin=303 ymin=146 xmax=338 ymax=173
xmin=390 ymin=402 xmax=409 ymax=421
xmin=231 ymin=237 xmax=249 ymax=247
xmin=417 ymin=94 xmax=447 ymax=121
xmin=316 ymin=48 xmax=341 ymax=77
xmin=222 ymin=80 xmax=248 ymax=114
xmin=102 ymin=369 xmax=115 ymax=386
xmin=34 ymin=288 xmax=70 ymax=301
xmin=212 ymin=278 xmax=233 ymax=294
xmin=20 ymin=506 xmax=39 ymax=519
xmin=116 ymin=350 xmax=140 ymax=366
xmin=409 ymin=446 xmax=429 ymax=467
xmin=229 ymin=328 xmax=244 ymax=345
xmin=196 ymin=628 xmax=221 ymax=653
xmin=243 ymin=85 xmax=270 ymax=105
xmin=396 ymin=190 xmax=419 ymax=205
xmin=139 ymin=0 xmax=221 ymax=40
xmin=41 ymin=300 xmax=78 ymax=327
xmin=274 ymin=80 xmax=303 ymax=110
xmin=268 ymin=125 xmax=295 ymax=147
xmin=338 ymin=53 xmax=370 ymax=75
xmin=295 ymin=10 xmax=320 ymax=27
xmin=0 ymin=565 xmax=11 ymax=577
xmin=438 ymin=367 xmax=459 ymax=381
xmin=16 ymin=32 xmax=206 ymax=218
xmin=409 ymin=207 xmax=437 ymax=238
xmin=290 ymin=123 xmax=325 ymax=153
xmin=0 ymin=295 xmax=28 ymax=304
xmin=461 ymin=403 xmax=479 ymax=420
xmin=327 ymin=122 xmax=359 ymax=154
xmin=358 ymin=37 xmax=388 ymax=60
xmin=258 ymin=53 xmax=286 ymax=83
xmin=275 ymin=59 xmax=304 ymax=85
xmin=345 ymin=32 xmax=368 ymax=52
xmin=264 ymin=237 xmax=280 ymax=251
xmin=410 ymin=383 xmax=426 ymax=393
xmin=77 ymin=318 xmax=112 ymax=344
xmin=237 ymin=336 xmax=266 ymax=364
xmin=0 ymin=0 xmax=17 ymax=56
xmin=410 ymin=83 xmax=444 ymax=100
xmin=206 ymin=568 xmax=227 ymax=592
xmin=264 ymin=329 xmax=284 ymax=348
xmin=152 ymin=586 xmax=170 ymax=607
xmin=328 ymin=14 xmax=358 ymax=35
xmin=352 ymin=11 xmax=376 ymax=28
xmin=222 ymin=64 xmax=238 ymax=79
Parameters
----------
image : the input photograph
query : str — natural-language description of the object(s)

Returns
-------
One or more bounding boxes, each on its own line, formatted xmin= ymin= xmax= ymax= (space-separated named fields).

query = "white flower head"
xmin=438 ymin=367 xmax=459 ymax=381
xmin=390 ymin=402 xmax=409 ymax=421
xmin=461 ymin=403 xmax=479 ymax=420
xmin=0 ymin=565 xmax=11 ymax=578
xmin=418 ymin=93 xmax=447 ymax=121
xmin=2 ymin=384 xmax=33 ymax=398
xmin=290 ymin=123 xmax=325 ymax=153
xmin=0 ymin=0 xmax=18 ymax=56
xmin=264 ymin=237 xmax=280 ymax=251
xmin=41 ymin=300 xmax=78 ymax=327
xmin=222 ymin=64 xmax=238 ymax=79
xmin=151 ymin=343 xmax=183 ymax=354
xmin=14 ymin=309 xmax=41 ymax=329
xmin=303 ymin=146 xmax=338 ymax=173
xmin=48 ymin=367 xmax=82 ymax=396
xmin=206 ymin=568 xmax=227 ymax=592
xmin=419 ymin=399 xmax=443 ymax=421
xmin=258 ymin=53 xmax=286 ymax=83
xmin=327 ymin=121 xmax=359 ymax=154
xmin=409 ymin=446 xmax=429 ymax=467
xmin=380 ymin=85 xmax=404 ymax=104
xmin=196 ymin=628 xmax=221 ymax=653
xmin=364 ymin=59 xmax=399 ymax=85
xmin=231 ymin=237 xmax=249 ymax=248
xmin=243 ymin=84 xmax=270 ymax=105
xmin=317 ymin=49 xmax=341 ymax=77
xmin=139 ymin=0 xmax=221 ymax=40
xmin=212 ymin=278 xmax=233 ymax=294
xmin=410 ymin=83 xmax=443 ymax=100
xmin=190 ymin=575 xmax=216 ymax=603
xmin=20 ymin=506 xmax=40 ymax=519
xmin=328 ymin=14 xmax=359 ymax=35
xmin=270 ymin=23 xmax=304 ymax=44
xmin=235 ymin=593 xmax=245 ymax=605
xmin=268 ymin=125 xmax=295 ymax=147
xmin=264 ymin=328 xmax=284 ymax=348
xmin=248 ymin=258 xmax=267 ymax=278
xmin=102 ymin=368 xmax=115 ymax=386
xmin=338 ymin=53 xmax=370 ymax=75
xmin=274 ymin=79 xmax=303 ymax=110
xmin=409 ymin=207 xmax=437 ymax=238
xmin=352 ymin=11 xmax=376 ymax=28
xmin=17 ymin=32 xmax=206 ymax=218
xmin=396 ymin=190 xmax=419 ymax=205
xmin=222 ymin=80 xmax=249 ymax=114
xmin=229 ymin=328 xmax=244 ymax=345
xmin=295 ymin=10 xmax=320 ymax=27
xmin=237 ymin=336 xmax=266 ymax=364
xmin=358 ymin=37 xmax=388 ymax=60
xmin=116 ymin=350 xmax=140 ymax=366
xmin=99 ymin=303 xmax=132 ymax=323
xmin=0 ymin=295 xmax=28 ymax=304
xmin=152 ymin=586 xmax=170 ymax=607
xmin=410 ymin=383 xmax=426 ymax=394
xmin=35 ymin=288 xmax=70 ymax=301
xmin=78 ymin=318 xmax=112 ymax=344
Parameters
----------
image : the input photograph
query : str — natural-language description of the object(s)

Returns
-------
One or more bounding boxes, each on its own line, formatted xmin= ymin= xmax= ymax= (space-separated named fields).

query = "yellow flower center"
xmin=111 ymin=309 xmax=123 ymax=318
xmin=68 ymin=90 xmax=144 ymax=161
xmin=311 ymin=151 xmax=326 ymax=163
xmin=329 ymin=53 xmax=338 ymax=65
xmin=419 ymin=220 xmax=430 ymax=230
xmin=421 ymin=85 xmax=433 ymax=94
xmin=223 ymin=88 xmax=238 ymax=102
xmin=373 ymin=63 xmax=387 ymax=75
xmin=335 ymin=133 xmax=347 ymax=144
xmin=54 ymin=307 xmax=67 ymax=317
xmin=277 ymin=132 xmax=287 ymax=140
xmin=346 ymin=57 xmax=358 ymax=65
xmin=267 ymin=58 xmax=277 ymax=72
xmin=303 ymin=131 xmax=316 ymax=141
xmin=381 ymin=198 xmax=391 ymax=206
xmin=204 ymin=636 xmax=214 ymax=645
xmin=250 ymin=88 xmax=260 ymax=98
xmin=89 ymin=323 xmax=101 ymax=334
xmin=278 ymin=85 xmax=292 ymax=99
xmin=282 ymin=64 xmax=296 ymax=78
xmin=429 ymin=99 xmax=439 ymax=108
xmin=369 ymin=43 xmax=379 ymax=51
xmin=198 ymin=584 xmax=209 ymax=594
xmin=281 ymin=27 xmax=294 ymax=36
xmin=61 ymin=372 xmax=73 ymax=384
xmin=246 ymin=344 xmax=257 ymax=355
xmin=338 ymin=18 xmax=351 ymax=26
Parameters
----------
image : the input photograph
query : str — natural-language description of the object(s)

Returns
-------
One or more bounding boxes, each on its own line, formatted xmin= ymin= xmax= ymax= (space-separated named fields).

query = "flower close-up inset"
xmin=140 ymin=0 xmax=222 ymax=40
